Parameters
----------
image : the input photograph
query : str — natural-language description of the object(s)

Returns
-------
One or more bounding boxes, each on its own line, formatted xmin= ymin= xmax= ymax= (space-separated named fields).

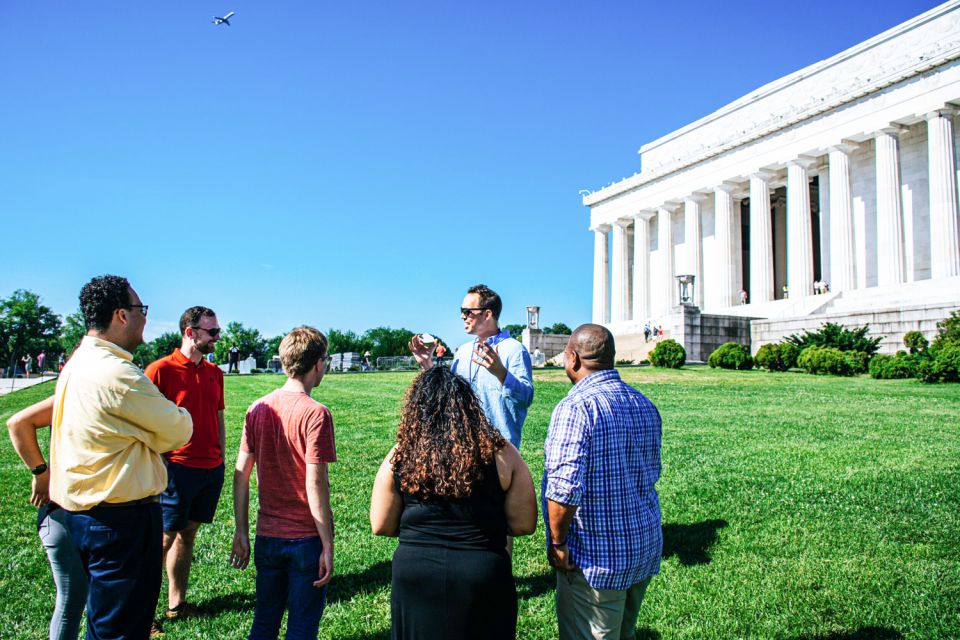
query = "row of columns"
xmin=592 ymin=108 xmax=960 ymax=325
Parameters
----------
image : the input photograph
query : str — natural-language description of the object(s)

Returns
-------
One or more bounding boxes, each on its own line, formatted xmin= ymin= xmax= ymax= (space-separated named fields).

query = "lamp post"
xmin=676 ymin=274 xmax=695 ymax=305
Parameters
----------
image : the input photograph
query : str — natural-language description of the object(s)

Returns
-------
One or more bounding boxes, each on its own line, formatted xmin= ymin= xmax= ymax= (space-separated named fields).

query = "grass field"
xmin=1 ymin=367 xmax=958 ymax=639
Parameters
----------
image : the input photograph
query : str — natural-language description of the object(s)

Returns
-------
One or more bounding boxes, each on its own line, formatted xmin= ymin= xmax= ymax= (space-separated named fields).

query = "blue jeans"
xmin=250 ymin=536 xmax=327 ymax=640
xmin=39 ymin=508 xmax=89 ymax=640
xmin=64 ymin=502 xmax=163 ymax=640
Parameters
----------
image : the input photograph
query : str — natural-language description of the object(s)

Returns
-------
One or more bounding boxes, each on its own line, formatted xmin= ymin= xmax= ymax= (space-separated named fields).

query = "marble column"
xmin=927 ymin=109 xmax=960 ymax=279
xmin=787 ymin=159 xmax=816 ymax=297
xmin=749 ymin=172 xmax=774 ymax=303
xmin=828 ymin=144 xmax=858 ymax=291
xmin=875 ymin=127 xmax=906 ymax=286
xmin=632 ymin=212 xmax=653 ymax=323
xmin=657 ymin=206 xmax=676 ymax=316
xmin=610 ymin=220 xmax=630 ymax=323
xmin=714 ymin=186 xmax=737 ymax=306
xmin=684 ymin=196 xmax=704 ymax=307
xmin=592 ymin=225 xmax=610 ymax=324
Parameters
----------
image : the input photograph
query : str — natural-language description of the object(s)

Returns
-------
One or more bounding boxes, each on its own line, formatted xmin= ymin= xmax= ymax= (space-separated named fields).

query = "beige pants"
xmin=555 ymin=569 xmax=651 ymax=640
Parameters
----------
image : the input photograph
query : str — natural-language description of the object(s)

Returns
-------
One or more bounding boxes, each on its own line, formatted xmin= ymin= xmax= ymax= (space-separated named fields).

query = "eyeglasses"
xmin=460 ymin=307 xmax=488 ymax=317
xmin=191 ymin=326 xmax=221 ymax=338
xmin=122 ymin=304 xmax=149 ymax=316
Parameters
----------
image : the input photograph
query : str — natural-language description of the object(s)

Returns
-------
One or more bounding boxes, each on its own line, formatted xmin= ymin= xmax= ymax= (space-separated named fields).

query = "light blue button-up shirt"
xmin=451 ymin=331 xmax=534 ymax=447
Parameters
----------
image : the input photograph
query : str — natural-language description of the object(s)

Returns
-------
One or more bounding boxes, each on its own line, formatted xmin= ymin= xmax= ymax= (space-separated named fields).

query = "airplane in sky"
xmin=211 ymin=11 xmax=235 ymax=26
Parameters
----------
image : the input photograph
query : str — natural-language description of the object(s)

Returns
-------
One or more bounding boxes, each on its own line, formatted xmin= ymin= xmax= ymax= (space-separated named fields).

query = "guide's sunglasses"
xmin=460 ymin=307 xmax=488 ymax=317
xmin=191 ymin=326 xmax=221 ymax=338
xmin=122 ymin=304 xmax=149 ymax=316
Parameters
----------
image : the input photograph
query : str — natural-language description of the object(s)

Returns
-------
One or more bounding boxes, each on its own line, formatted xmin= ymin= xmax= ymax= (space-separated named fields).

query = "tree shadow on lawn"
xmin=662 ymin=519 xmax=727 ymax=566
xmin=327 ymin=560 xmax=392 ymax=604
xmin=790 ymin=627 xmax=903 ymax=640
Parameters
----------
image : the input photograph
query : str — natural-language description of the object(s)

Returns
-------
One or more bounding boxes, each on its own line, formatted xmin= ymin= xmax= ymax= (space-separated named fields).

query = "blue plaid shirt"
xmin=542 ymin=369 xmax=662 ymax=590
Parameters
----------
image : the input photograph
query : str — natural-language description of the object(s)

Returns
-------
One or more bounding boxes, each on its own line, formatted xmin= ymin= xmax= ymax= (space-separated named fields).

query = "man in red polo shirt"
xmin=145 ymin=306 xmax=225 ymax=621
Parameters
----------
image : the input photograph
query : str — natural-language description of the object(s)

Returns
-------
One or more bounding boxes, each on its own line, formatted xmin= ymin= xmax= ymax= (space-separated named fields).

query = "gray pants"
xmin=556 ymin=569 xmax=651 ymax=640
xmin=39 ymin=508 xmax=88 ymax=640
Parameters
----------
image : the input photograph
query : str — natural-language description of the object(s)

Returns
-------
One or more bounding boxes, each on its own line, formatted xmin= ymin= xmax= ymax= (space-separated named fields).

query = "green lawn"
xmin=1 ymin=367 xmax=958 ymax=639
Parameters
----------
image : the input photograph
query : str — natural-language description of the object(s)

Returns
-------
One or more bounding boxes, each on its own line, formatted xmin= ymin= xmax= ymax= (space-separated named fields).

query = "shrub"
xmin=708 ymin=342 xmax=754 ymax=370
xmin=918 ymin=343 xmax=960 ymax=383
xmin=797 ymin=346 xmax=854 ymax=376
xmin=785 ymin=322 xmax=882 ymax=356
xmin=649 ymin=339 xmax=685 ymax=369
xmin=931 ymin=310 xmax=960 ymax=351
xmin=755 ymin=343 xmax=799 ymax=372
xmin=844 ymin=350 xmax=871 ymax=374
xmin=868 ymin=352 xmax=917 ymax=379
xmin=903 ymin=331 xmax=929 ymax=355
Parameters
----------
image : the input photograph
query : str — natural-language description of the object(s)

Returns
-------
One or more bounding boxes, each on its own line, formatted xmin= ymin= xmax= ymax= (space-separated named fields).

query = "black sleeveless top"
xmin=394 ymin=461 xmax=508 ymax=551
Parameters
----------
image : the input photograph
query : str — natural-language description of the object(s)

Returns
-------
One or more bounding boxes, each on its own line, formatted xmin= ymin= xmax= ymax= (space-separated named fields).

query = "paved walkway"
xmin=0 ymin=373 xmax=57 ymax=396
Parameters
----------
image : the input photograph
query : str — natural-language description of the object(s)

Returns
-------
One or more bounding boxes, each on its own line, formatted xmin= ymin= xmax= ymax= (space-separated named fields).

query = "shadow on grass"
xmin=195 ymin=590 xmax=256 ymax=614
xmin=634 ymin=629 xmax=661 ymax=640
xmin=516 ymin=569 xmax=554 ymax=600
xmin=791 ymin=627 xmax=903 ymax=640
xmin=328 ymin=560 xmax=392 ymax=604
xmin=662 ymin=519 xmax=727 ymax=566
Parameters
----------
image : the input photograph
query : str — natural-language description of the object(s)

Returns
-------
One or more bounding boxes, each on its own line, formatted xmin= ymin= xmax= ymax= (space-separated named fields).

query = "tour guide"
xmin=50 ymin=275 xmax=193 ymax=639
xmin=409 ymin=283 xmax=533 ymax=447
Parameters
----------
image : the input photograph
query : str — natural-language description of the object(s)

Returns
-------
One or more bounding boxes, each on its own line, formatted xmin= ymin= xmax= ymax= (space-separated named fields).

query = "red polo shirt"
xmin=145 ymin=349 xmax=225 ymax=469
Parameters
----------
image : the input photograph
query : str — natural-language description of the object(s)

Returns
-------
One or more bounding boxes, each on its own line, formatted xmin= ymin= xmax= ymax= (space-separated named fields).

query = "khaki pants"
xmin=555 ymin=570 xmax=651 ymax=640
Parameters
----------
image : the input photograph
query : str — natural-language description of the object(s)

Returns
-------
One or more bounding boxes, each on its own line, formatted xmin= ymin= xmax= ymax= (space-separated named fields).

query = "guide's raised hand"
xmin=408 ymin=334 xmax=437 ymax=370
xmin=472 ymin=341 xmax=506 ymax=383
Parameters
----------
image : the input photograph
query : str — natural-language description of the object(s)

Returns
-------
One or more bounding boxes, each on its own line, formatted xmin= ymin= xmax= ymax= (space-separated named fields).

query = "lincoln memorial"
xmin=583 ymin=0 xmax=960 ymax=358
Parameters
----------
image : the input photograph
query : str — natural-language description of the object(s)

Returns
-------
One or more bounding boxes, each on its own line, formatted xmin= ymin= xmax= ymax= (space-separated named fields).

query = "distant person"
xmin=362 ymin=350 xmax=372 ymax=372
xmin=543 ymin=324 xmax=662 ymax=640
xmin=22 ymin=353 xmax=33 ymax=378
xmin=7 ymin=395 xmax=89 ymax=640
xmin=409 ymin=284 xmax=533 ymax=448
xmin=229 ymin=344 xmax=240 ymax=373
xmin=370 ymin=366 xmax=537 ymax=640
xmin=782 ymin=284 xmax=789 ymax=299
xmin=37 ymin=351 xmax=47 ymax=374
xmin=435 ymin=342 xmax=447 ymax=366
xmin=643 ymin=323 xmax=651 ymax=343
xmin=739 ymin=288 xmax=748 ymax=305
xmin=231 ymin=326 xmax=336 ymax=639
xmin=145 ymin=306 xmax=225 ymax=623
xmin=48 ymin=275 xmax=193 ymax=638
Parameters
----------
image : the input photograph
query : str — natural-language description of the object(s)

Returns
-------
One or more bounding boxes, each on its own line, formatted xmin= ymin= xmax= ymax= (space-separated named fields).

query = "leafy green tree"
xmin=214 ymin=322 xmax=268 ymax=367
xmin=545 ymin=322 xmax=573 ymax=335
xmin=932 ymin=310 xmax=960 ymax=351
xmin=363 ymin=326 xmax=415 ymax=358
xmin=60 ymin=311 xmax=87 ymax=356
xmin=0 ymin=290 xmax=62 ymax=373
xmin=503 ymin=324 xmax=525 ymax=340
xmin=785 ymin=322 xmax=882 ymax=355
xmin=130 ymin=332 xmax=183 ymax=368
xmin=327 ymin=329 xmax=368 ymax=355
xmin=264 ymin=335 xmax=284 ymax=364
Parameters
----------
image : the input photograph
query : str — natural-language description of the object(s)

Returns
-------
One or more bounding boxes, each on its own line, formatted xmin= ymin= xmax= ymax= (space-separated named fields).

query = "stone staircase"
xmin=614 ymin=331 xmax=671 ymax=363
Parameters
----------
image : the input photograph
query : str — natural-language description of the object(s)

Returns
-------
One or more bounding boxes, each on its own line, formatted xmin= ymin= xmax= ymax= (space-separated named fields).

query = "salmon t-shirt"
xmin=240 ymin=389 xmax=336 ymax=539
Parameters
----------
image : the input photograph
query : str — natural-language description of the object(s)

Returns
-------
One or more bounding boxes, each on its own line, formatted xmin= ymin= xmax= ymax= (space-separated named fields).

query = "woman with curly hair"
xmin=370 ymin=366 xmax=537 ymax=639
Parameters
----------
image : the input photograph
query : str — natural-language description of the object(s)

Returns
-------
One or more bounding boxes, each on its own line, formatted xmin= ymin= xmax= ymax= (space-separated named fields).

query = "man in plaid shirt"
xmin=543 ymin=324 xmax=662 ymax=640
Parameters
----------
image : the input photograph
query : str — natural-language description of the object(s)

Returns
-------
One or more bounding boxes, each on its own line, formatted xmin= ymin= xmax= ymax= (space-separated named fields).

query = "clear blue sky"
xmin=0 ymin=0 xmax=942 ymax=346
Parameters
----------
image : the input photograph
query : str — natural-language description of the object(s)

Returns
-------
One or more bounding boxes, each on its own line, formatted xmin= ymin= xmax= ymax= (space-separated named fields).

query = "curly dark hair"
xmin=79 ymin=275 xmax=132 ymax=332
xmin=393 ymin=366 xmax=506 ymax=499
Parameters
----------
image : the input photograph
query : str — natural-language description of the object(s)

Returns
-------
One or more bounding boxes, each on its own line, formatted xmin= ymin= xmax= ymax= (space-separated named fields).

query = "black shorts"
xmin=160 ymin=461 xmax=225 ymax=532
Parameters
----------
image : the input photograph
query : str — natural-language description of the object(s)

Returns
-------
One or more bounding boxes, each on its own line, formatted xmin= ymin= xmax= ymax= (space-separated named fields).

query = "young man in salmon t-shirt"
xmin=230 ymin=326 xmax=336 ymax=639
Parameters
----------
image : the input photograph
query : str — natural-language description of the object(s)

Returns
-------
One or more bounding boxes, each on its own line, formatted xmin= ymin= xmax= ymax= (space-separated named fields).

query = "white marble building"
xmin=584 ymin=1 xmax=960 ymax=352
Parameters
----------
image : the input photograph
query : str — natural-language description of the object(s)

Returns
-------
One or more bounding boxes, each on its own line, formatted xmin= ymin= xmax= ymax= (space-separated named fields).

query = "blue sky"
xmin=0 ymin=0 xmax=942 ymax=346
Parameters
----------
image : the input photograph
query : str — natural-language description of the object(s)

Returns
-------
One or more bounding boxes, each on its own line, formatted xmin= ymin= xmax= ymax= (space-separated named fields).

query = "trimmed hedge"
xmin=917 ymin=343 xmax=960 ymax=383
xmin=903 ymin=330 xmax=929 ymax=355
xmin=797 ymin=346 xmax=855 ymax=376
xmin=708 ymin=343 xmax=754 ymax=370
xmin=754 ymin=343 xmax=799 ymax=372
xmin=649 ymin=339 xmax=686 ymax=369
xmin=868 ymin=352 xmax=917 ymax=379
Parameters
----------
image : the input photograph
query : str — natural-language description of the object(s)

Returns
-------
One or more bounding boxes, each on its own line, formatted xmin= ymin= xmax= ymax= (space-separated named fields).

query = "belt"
xmin=98 ymin=495 xmax=160 ymax=508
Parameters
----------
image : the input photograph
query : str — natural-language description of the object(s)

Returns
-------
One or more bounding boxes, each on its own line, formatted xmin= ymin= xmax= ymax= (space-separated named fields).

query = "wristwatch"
xmin=31 ymin=462 xmax=48 ymax=476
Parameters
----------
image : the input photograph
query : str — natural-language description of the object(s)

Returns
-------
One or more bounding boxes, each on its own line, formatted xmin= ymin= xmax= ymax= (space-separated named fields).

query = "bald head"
xmin=567 ymin=324 xmax=616 ymax=371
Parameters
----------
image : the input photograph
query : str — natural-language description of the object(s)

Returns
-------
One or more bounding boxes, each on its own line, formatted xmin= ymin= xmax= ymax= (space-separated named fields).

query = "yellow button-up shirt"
xmin=50 ymin=336 xmax=193 ymax=511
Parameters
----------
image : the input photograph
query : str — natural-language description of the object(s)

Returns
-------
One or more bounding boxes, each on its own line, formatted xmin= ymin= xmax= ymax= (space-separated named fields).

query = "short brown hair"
xmin=280 ymin=326 xmax=328 ymax=377
xmin=467 ymin=284 xmax=502 ymax=320
xmin=179 ymin=306 xmax=216 ymax=335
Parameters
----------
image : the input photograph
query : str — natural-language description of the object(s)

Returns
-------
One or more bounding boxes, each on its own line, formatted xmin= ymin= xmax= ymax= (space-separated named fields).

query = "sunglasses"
xmin=460 ymin=307 xmax=488 ymax=317
xmin=191 ymin=326 xmax=221 ymax=337
xmin=122 ymin=304 xmax=149 ymax=316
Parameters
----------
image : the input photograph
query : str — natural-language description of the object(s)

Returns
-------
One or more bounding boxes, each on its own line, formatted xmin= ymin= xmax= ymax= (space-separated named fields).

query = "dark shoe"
xmin=165 ymin=602 xmax=202 ymax=620
xmin=150 ymin=619 xmax=164 ymax=637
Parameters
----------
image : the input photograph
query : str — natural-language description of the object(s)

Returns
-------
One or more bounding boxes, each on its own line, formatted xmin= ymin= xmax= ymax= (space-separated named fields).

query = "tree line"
xmin=0 ymin=289 xmax=450 ymax=371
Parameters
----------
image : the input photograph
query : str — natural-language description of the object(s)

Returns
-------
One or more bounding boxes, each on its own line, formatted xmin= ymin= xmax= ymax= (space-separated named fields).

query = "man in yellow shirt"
xmin=48 ymin=275 xmax=193 ymax=639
